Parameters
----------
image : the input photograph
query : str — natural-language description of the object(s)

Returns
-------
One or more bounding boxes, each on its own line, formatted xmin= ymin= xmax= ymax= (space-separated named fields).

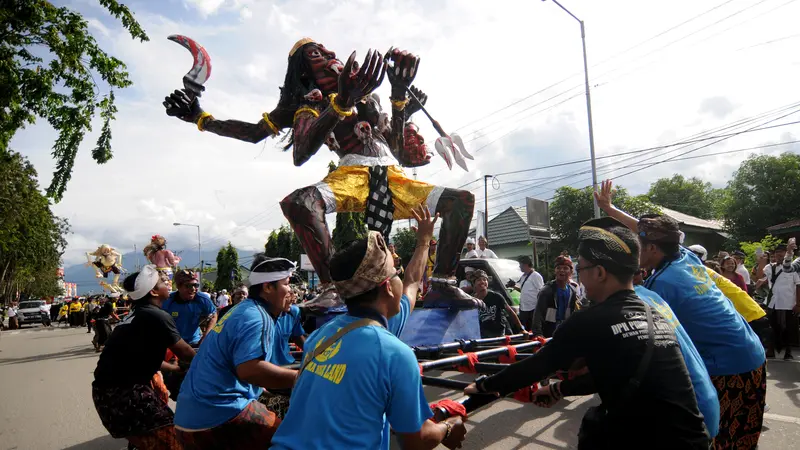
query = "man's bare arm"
xmin=403 ymin=206 xmax=440 ymax=308
xmin=594 ymin=179 xmax=639 ymax=231
xmin=504 ymin=303 xmax=524 ymax=333
xmin=201 ymin=313 xmax=218 ymax=342
xmin=236 ymin=359 xmax=297 ymax=390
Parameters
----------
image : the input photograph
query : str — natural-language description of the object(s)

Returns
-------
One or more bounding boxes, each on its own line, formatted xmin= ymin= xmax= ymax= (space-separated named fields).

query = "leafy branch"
xmin=0 ymin=0 xmax=148 ymax=201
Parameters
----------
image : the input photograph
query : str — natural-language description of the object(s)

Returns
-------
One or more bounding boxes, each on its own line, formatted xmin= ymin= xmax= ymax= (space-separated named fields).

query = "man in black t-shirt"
xmin=473 ymin=270 xmax=523 ymax=338
xmin=92 ymin=266 xmax=197 ymax=448
xmin=466 ymin=218 xmax=710 ymax=449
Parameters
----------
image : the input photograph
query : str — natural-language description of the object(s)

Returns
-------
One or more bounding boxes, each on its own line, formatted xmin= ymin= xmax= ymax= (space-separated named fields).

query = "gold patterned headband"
xmin=578 ymin=226 xmax=632 ymax=254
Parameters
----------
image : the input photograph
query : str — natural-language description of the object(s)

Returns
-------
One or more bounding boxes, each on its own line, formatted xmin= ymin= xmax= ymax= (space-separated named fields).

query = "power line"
xmin=476 ymin=117 xmax=800 ymax=192
xmin=603 ymin=108 xmax=800 ymax=184
xmin=449 ymin=0 xmax=776 ymax=148
xmin=620 ymin=139 xmax=800 ymax=166
xmin=471 ymin=105 xmax=800 ymax=205
xmin=477 ymin=109 xmax=800 ymax=211
xmin=450 ymin=0 xmax=740 ymax=135
xmin=426 ymin=4 xmax=795 ymax=183
xmin=422 ymin=2 xmax=770 ymax=181
xmin=478 ymin=137 xmax=799 ymax=215
xmin=584 ymin=0 xmax=798 ymax=90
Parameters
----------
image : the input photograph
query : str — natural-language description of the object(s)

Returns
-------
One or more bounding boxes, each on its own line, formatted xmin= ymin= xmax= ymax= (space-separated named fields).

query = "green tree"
xmin=647 ymin=175 xmax=722 ymax=219
xmin=0 ymin=150 xmax=70 ymax=301
xmin=264 ymin=230 xmax=279 ymax=257
xmin=708 ymin=188 xmax=729 ymax=221
xmin=265 ymin=226 xmax=301 ymax=263
xmin=723 ymin=153 xmax=800 ymax=242
xmin=550 ymin=185 xmax=661 ymax=255
xmin=290 ymin=232 xmax=303 ymax=266
xmin=328 ymin=161 xmax=367 ymax=250
xmin=201 ymin=279 xmax=214 ymax=292
xmin=392 ymin=228 xmax=417 ymax=269
xmin=1 ymin=0 xmax=148 ymax=201
xmin=214 ymin=243 xmax=242 ymax=292
xmin=275 ymin=225 xmax=294 ymax=261
xmin=739 ymin=235 xmax=784 ymax=269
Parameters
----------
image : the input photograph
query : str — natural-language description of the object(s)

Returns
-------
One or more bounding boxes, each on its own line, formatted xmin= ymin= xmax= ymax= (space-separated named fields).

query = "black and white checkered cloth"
xmin=365 ymin=166 xmax=395 ymax=240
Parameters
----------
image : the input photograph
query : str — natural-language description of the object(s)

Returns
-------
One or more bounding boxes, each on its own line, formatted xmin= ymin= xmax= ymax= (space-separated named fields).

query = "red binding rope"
xmin=531 ymin=336 xmax=548 ymax=352
xmin=513 ymin=383 xmax=539 ymax=403
xmin=498 ymin=345 xmax=518 ymax=364
xmin=430 ymin=399 xmax=468 ymax=421
xmin=455 ymin=350 xmax=479 ymax=373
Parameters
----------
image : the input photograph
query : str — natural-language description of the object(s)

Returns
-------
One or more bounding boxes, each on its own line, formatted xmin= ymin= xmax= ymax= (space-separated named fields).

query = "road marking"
xmin=764 ymin=413 xmax=800 ymax=425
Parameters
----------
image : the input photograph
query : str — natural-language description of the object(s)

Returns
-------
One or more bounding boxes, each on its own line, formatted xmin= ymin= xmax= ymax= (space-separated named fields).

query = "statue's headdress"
xmin=289 ymin=38 xmax=316 ymax=57
xmin=143 ymin=234 xmax=166 ymax=258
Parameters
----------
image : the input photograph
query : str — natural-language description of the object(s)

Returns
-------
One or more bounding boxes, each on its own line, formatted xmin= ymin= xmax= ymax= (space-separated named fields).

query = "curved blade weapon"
xmin=167 ymin=34 xmax=212 ymax=99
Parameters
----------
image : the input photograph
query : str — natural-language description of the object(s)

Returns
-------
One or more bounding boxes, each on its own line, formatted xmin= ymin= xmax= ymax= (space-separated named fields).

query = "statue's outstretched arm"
xmin=163 ymin=89 xmax=287 ymax=144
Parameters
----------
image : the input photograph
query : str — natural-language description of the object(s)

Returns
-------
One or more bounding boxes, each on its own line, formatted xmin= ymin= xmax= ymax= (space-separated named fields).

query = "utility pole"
xmin=174 ymin=223 xmax=203 ymax=284
xmin=134 ymin=243 xmax=140 ymax=271
xmin=546 ymin=0 xmax=600 ymax=218
xmin=483 ymin=175 xmax=491 ymax=241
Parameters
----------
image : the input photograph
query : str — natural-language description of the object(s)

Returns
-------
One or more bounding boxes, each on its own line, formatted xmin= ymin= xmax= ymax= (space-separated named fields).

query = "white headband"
xmin=248 ymin=258 xmax=296 ymax=286
xmin=129 ymin=265 xmax=161 ymax=300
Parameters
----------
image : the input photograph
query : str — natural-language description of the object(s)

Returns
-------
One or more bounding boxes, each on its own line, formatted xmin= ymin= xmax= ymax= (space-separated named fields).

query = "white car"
xmin=15 ymin=300 xmax=50 ymax=327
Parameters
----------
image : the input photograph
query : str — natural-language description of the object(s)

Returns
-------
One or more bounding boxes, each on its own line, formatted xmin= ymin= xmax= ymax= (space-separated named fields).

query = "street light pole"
xmin=483 ymin=175 xmax=491 ymax=241
xmin=547 ymin=0 xmax=600 ymax=218
xmin=173 ymin=222 xmax=202 ymax=284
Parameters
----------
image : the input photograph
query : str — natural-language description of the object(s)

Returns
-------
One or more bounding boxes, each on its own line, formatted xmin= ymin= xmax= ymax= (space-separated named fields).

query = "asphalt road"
xmin=1 ymin=324 xmax=798 ymax=449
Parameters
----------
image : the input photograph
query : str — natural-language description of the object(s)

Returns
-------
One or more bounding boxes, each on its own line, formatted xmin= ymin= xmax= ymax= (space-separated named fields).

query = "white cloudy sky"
xmin=12 ymin=0 xmax=800 ymax=269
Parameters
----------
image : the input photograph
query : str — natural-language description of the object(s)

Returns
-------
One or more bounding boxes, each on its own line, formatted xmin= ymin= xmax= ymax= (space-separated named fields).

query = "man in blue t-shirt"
xmin=271 ymin=206 xmax=467 ymax=450
xmin=595 ymin=179 xmax=766 ymax=449
xmin=634 ymin=285 xmax=720 ymax=438
xmin=161 ymin=270 xmax=217 ymax=346
xmin=173 ymin=257 xmax=299 ymax=448
xmin=271 ymin=301 xmax=306 ymax=366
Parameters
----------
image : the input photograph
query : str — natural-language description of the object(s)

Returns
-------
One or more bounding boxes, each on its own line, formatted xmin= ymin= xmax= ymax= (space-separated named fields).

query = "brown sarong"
xmin=176 ymin=400 xmax=281 ymax=450
xmin=92 ymin=382 xmax=175 ymax=439
xmin=711 ymin=362 xmax=767 ymax=450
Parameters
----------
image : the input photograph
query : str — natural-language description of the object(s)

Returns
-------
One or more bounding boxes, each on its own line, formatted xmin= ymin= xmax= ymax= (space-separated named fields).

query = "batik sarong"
xmin=175 ymin=400 xmax=281 ymax=450
xmin=711 ymin=362 xmax=767 ymax=449
xmin=92 ymin=382 xmax=177 ymax=447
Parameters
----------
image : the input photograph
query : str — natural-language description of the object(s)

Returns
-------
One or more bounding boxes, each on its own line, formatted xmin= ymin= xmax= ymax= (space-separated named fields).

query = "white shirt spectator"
xmin=517 ymin=270 xmax=544 ymax=312
xmin=465 ymin=248 xmax=498 ymax=259
xmin=216 ymin=293 xmax=230 ymax=309
xmin=7 ymin=306 xmax=16 ymax=318
xmin=735 ymin=264 xmax=751 ymax=285
xmin=764 ymin=263 xmax=800 ymax=310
